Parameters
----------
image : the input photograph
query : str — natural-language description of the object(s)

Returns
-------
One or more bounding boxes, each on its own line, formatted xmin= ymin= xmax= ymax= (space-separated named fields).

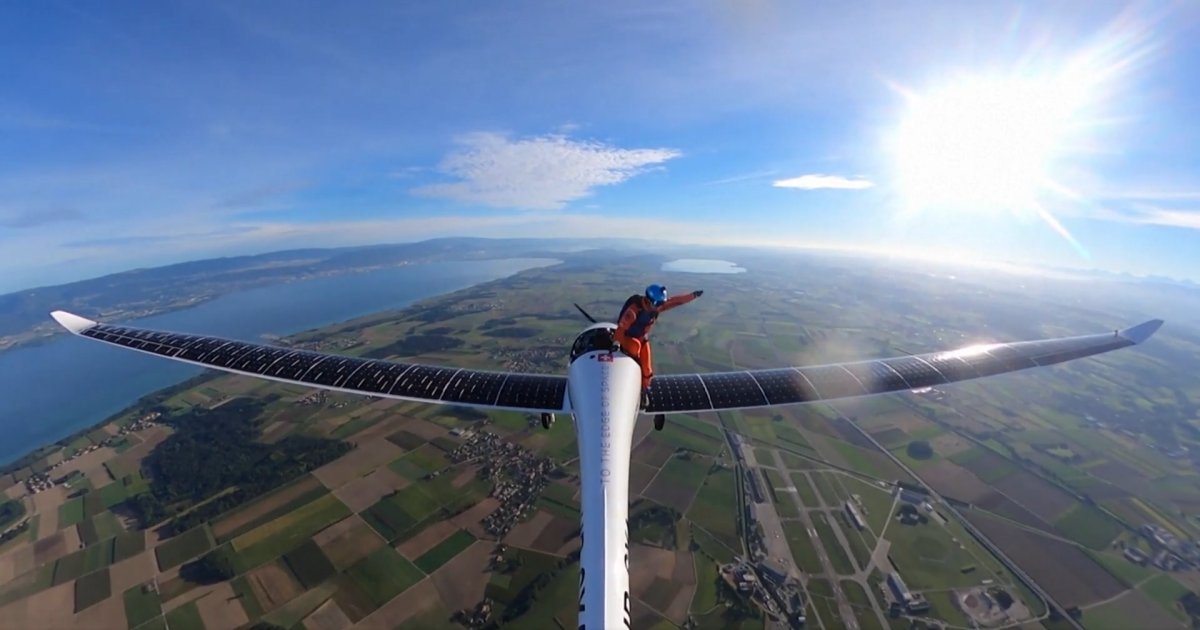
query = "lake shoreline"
xmin=0 ymin=258 xmax=558 ymax=467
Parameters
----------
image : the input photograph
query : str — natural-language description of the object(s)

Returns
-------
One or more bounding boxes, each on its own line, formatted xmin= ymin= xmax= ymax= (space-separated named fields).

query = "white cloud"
xmin=1124 ymin=205 xmax=1200 ymax=230
xmin=773 ymin=174 xmax=873 ymax=190
xmin=705 ymin=169 xmax=777 ymax=186
xmin=411 ymin=132 xmax=681 ymax=210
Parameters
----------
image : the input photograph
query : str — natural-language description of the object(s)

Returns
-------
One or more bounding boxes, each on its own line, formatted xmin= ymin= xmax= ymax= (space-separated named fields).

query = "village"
xmin=22 ymin=410 xmax=161 ymax=495
xmin=445 ymin=428 xmax=558 ymax=538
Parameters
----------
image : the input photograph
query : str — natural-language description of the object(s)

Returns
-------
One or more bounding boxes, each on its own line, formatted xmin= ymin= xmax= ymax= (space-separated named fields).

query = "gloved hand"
xmin=692 ymin=290 xmax=704 ymax=298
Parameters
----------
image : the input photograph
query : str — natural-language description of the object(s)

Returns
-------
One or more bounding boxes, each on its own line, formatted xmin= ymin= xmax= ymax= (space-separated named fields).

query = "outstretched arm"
xmin=659 ymin=290 xmax=703 ymax=312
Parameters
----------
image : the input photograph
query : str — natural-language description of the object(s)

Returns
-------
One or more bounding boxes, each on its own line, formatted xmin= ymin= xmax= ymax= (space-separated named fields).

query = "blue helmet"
xmin=645 ymin=284 xmax=667 ymax=306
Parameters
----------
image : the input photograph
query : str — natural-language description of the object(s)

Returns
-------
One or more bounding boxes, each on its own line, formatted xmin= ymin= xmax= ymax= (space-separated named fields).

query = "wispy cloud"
xmin=772 ymin=174 xmax=873 ymax=190
xmin=705 ymin=169 xmax=777 ymax=186
xmin=0 ymin=207 xmax=85 ymax=229
xmin=411 ymin=132 xmax=681 ymax=210
xmin=1124 ymin=206 xmax=1200 ymax=230
xmin=213 ymin=182 xmax=308 ymax=210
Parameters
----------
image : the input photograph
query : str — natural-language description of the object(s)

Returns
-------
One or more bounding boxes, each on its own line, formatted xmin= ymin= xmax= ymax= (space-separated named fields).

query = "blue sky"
xmin=3 ymin=1 xmax=1200 ymax=292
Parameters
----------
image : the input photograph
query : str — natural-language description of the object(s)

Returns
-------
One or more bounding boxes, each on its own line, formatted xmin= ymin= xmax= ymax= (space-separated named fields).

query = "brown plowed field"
xmin=531 ymin=515 xmax=579 ymax=555
xmin=430 ymin=540 xmax=493 ymax=612
xmin=314 ymin=515 xmax=385 ymax=571
xmin=449 ymin=498 xmax=500 ymax=539
xmin=0 ymin=581 xmax=75 ymax=629
xmin=632 ymin=437 xmax=675 ymax=468
xmin=992 ymin=470 xmax=1076 ymax=523
xmin=247 ymin=560 xmax=305 ymax=612
xmin=631 ymin=543 xmax=675 ymax=584
xmin=975 ymin=491 xmax=1055 ymax=532
xmin=503 ymin=510 xmax=553 ymax=548
xmin=303 ymin=598 xmax=353 ymax=630
xmin=913 ymin=461 xmax=991 ymax=503
xmin=33 ymin=525 xmax=80 ymax=566
xmin=630 ymin=462 xmax=659 ymax=495
xmin=109 ymin=549 xmax=156 ymax=595
xmin=195 ymin=581 xmax=250 ymax=630
xmin=333 ymin=468 xmax=407 ymax=514
xmin=313 ymin=440 xmax=403 ymax=490
xmin=31 ymin=485 xmax=67 ymax=536
xmin=396 ymin=520 xmax=457 ymax=560
xmin=966 ymin=512 xmax=1123 ymax=606
xmin=665 ymin=548 xmax=697 ymax=622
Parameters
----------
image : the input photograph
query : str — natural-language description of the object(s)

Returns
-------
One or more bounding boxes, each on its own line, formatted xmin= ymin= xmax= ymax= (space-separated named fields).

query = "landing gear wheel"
xmin=540 ymin=412 xmax=554 ymax=430
xmin=653 ymin=414 xmax=666 ymax=431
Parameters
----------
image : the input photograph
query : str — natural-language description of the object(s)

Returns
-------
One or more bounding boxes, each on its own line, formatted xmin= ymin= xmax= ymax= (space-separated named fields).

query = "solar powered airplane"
xmin=50 ymin=307 xmax=1161 ymax=629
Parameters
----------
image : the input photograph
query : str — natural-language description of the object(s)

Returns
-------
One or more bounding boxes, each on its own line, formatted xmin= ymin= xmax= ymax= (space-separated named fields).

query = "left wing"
xmin=50 ymin=311 xmax=568 ymax=413
xmin=646 ymin=319 xmax=1162 ymax=414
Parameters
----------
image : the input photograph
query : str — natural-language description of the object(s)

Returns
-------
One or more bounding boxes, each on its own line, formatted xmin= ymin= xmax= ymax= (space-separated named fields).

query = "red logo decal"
xmin=598 ymin=354 xmax=613 ymax=362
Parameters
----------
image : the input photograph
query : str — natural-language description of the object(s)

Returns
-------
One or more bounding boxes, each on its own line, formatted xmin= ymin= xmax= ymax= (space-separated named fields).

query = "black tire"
xmin=654 ymin=414 xmax=665 ymax=431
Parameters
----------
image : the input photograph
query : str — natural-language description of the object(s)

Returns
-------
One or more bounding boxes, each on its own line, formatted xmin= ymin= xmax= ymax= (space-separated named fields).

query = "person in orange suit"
xmin=614 ymin=284 xmax=703 ymax=407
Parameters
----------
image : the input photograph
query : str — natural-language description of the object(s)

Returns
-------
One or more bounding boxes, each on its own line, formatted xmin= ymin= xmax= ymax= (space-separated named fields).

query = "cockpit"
xmin=570 ymin=325 xmax=618 ymax=362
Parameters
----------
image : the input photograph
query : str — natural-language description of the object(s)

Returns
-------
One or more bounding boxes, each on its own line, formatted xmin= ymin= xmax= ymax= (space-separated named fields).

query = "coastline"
xmin=0 ymin=258 xmax=558 ymax=469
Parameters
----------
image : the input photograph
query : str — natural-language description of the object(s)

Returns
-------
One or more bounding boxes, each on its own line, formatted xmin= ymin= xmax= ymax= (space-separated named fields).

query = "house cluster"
xmin=451 ymin=597 xmax=495 ymax=628
xmin=489 ymin=344 xmax=563 ymax=373
xmin=722 ymin=559 xmax=807 ymax=627
xmin=296 ymin=390 xmax=328 ymax=406
xmin=24 ymin=410 xmax=161 ymax=495
xmin=447 ymin=430 xmax=555 ymax=538
xmin=1124 ymin=524 xmax=1200 ymax=571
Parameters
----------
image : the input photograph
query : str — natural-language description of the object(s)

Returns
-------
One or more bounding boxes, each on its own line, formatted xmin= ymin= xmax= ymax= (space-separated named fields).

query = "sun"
xmin=887 ymin=73 xmax=1092 ymax=215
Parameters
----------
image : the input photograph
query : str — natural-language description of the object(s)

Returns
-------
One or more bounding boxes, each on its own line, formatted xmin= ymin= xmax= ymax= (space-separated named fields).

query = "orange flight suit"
xmin=613 ymin=292 xmax=698 ymax=391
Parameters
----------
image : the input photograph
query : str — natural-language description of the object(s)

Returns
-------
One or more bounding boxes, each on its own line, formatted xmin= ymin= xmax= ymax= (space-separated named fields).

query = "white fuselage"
xmin=567 ymin=343 xmax=643 ymax=630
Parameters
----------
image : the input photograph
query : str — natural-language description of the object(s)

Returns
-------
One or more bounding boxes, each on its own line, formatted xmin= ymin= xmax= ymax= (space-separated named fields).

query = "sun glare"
xmin=889 ymin=74 xmax=1089 ymax=214
xmin=881 ymin=12 xmax=1160 ymax=260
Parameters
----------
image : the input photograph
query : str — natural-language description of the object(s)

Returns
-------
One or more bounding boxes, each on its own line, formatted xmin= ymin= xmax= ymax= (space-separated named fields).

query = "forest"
xmin=128 ymin=396 xmax=350 ymax=533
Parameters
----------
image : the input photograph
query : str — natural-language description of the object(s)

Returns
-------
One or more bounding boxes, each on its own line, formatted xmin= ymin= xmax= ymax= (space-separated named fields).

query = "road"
xmin=828 ymin=404 xmax=1087 ymax=630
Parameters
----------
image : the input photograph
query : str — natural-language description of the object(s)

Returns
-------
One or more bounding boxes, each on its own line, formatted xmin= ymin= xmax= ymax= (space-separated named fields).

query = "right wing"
xmin=646 ymin=319 xmax=1162 ymax=414
xmin=50 ymin=310 xmax=568 ymax=414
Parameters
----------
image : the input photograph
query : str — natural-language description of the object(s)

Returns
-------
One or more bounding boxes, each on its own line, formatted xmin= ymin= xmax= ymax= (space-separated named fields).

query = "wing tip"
xmin=1120 ymin=318 xmax=1163 ymax=344
xmin=50 ymin=310 xmax=98 ymax=334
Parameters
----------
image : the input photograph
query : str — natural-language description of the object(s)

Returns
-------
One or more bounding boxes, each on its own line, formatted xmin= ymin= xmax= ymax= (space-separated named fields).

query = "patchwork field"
xmin=314 ymin=515 xmax=387 ymax=571
xmin=313 ymin=439 xmax=405 ymax=490
xmin=429 ymin=540 xmax=494 ymax=612
xmin=155 ymin=524 xmax=214 ymax=571
xmin=6 ymin=252 xmax=1200 ymax=629
xmin=232 ymin=493 xmax=352 ymax=570
xmin=967 ymin=512 xmax=1124 ymax=606
xmin=247 ymin=560 xmax=305 ymax=612
xmin=643 ymin=455 xmax=710 ymax=513
xmin=211 ymin=474 xmax=325 ymax=541
xmin=917 ymin=460 xmax=992 ymax=502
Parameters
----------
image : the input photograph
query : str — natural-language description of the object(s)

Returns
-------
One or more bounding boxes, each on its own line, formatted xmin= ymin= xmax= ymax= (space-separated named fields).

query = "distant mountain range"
xmin=8 ymin=236 xmax=1195 ymax=354
xmin=0 ymin=237 xmax=673 ymax=352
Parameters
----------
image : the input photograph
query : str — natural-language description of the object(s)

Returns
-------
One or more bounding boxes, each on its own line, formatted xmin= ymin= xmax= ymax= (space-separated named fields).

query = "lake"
xmin=0 ymin=258 xmax=556 ymax=465
xmin=661 ymin=259 xmax=747 ymax=274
